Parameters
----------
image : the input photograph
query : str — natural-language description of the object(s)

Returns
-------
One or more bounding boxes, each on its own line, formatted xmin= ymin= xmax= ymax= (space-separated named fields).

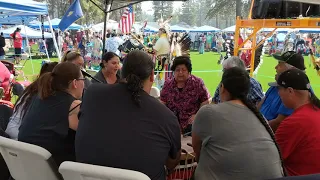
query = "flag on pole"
xmin=59 ymin=0 xmax=83 ymax=32
xmin=119 ymin=5 xmax=134 ymax=34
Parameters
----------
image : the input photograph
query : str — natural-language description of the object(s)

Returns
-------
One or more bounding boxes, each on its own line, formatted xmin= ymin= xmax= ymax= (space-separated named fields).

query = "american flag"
xmin=119 ymin=5 xmax=134 ymax=34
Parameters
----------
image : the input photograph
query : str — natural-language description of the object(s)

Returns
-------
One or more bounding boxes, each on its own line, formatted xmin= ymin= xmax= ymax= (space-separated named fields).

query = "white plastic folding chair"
xmin=150 ymin=86 xmax=160 ymax=99
xmin=0 ymin=136 xmax=62 ymax=180
xmin=59 ymin=161 xmax=151 ymax=180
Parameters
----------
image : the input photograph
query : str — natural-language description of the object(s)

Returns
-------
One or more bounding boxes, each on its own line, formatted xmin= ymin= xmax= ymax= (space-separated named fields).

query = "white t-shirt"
xmin=153 ymin=37 xmax=170 ymax=55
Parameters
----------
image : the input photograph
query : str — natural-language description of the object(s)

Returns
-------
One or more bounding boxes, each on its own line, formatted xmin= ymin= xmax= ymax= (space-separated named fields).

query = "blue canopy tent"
xmin=29 ymin=18 xmax=82 ymax=30
xmin=297 ymin=28 xmax=320 ymax=33
xmin=0 ymin=0 xmax=60 ymax=72
xmin=222 ymin=25 xmax=235 ymax=32
xmin=170 ymin=25 xmax=189 ymax=32
xmin=0 ymin=0 xmax=48 ymax=25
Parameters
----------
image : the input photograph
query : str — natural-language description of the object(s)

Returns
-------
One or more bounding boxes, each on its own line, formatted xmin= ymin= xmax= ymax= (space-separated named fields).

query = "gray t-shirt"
xmin=193 ymin=102 xmax=284 ymax=180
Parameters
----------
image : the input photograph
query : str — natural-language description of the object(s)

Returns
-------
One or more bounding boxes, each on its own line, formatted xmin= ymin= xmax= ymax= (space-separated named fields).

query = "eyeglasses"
xmin=76 ymin=78 xmax=86 ymax=81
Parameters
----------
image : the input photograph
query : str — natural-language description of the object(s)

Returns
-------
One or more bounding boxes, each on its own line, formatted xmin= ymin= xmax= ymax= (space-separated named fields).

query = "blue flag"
xmin=58 ymin=0 xmax=83 ymax=31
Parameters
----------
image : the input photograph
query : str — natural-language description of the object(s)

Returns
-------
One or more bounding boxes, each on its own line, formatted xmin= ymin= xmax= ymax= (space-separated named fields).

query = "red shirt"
xmin=10 ymin=32 xmax=22 ymax=48
xmin=276 ymin=103 xmax=320 ymax=176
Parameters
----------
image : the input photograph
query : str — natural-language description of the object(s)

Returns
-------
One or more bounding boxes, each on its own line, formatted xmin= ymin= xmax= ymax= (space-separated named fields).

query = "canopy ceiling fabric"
xmin=0 ymin=25 xmax=52 ymax=39
xmin=0 ymin=0 xmax=48 ymax=24
xmin=29 ymin=18 xmax=82 ymax=30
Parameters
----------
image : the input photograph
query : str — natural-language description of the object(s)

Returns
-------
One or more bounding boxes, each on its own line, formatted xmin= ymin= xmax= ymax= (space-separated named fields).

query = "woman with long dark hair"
xmin=192 ymin=67 xmax=284 ymax=180
xmin=76 ymin=50 xmax=181 ymax=180
xmin=92 ymin=52 xmax=121 ymax=84
xmin=10 ymin=27 xmax=22 ymax=64
xmin=18 ymin=62 xmax=84 ymax=165
xmin=5 ymin=62 xmax=58 ymax=140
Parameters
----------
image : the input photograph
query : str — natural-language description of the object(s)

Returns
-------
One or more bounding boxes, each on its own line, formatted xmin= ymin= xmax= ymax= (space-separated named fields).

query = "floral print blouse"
xmin=160 ymin=75 xmax=210 ymax=129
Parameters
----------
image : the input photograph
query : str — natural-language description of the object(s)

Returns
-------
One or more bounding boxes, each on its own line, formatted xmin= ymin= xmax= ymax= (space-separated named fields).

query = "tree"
xmin=134 ymin=3 xmax=143 ymax=22
xmin=206 ymin=0 xmax=241 ymax=19
xmin=178 ymin=1 xmax=196 ymax=26
xmin=152 ymin=1 xmax=173 ymax=22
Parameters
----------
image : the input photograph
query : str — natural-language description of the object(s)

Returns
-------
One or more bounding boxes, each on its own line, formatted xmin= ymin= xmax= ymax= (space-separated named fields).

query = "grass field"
xmin=19 ymin=52 xmax=320 ymax=97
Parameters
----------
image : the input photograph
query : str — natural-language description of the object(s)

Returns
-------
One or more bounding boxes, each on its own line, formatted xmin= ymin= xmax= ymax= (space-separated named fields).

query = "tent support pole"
xmin=47 ymin=16 xmax=61 ymax=61
xmin=38 ymin=17 xmax=50 ymax=61
xmin=102 ymin=0 xmax=112 ymax=58
xmin=23 ymin=23 xmax=35 ymax=74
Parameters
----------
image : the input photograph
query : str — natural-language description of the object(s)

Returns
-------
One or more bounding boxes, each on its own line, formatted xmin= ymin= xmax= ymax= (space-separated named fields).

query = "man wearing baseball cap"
xmin=258 ymin=51 xmax=306 ymax=131
xmin=273 ymin=69 xmax=320 ymax=176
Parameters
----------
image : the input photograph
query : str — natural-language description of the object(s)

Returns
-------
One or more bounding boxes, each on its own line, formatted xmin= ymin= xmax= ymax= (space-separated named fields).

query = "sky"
xmin=141 ymin=1 xmax=183 ymax=14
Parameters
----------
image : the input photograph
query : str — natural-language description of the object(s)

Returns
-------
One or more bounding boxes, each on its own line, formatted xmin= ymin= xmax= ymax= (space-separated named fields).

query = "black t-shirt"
xmin=76 ymin=83 xmax=181 ymax=180
xmin=18 ymin=91 xmax=76 ymax=165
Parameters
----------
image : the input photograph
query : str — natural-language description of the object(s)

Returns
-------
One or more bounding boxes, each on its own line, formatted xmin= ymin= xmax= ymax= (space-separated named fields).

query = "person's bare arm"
xmin=192 ymin=132 xmax=202 ymax=162
xmin=166 ymin=150 xmax=181 ymax=171
xmin=269 ymin=114 xmax=287 ymax=132
xmin=68 ymin=100 xmax=81 ymax=131
xmin=257 ymin=97 xmax=265 ymax=110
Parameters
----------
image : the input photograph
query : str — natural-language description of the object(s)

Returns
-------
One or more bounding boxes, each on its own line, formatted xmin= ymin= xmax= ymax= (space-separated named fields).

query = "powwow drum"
xmin=167 ymin=136 xmax=197 ymax=180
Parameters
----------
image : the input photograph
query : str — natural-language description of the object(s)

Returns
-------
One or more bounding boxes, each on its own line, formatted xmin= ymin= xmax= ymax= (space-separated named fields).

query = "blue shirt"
xmin=212 ymin=77 xmax=264 ymax=105
xmin=260 ymin=86 xmax=293 ymax=120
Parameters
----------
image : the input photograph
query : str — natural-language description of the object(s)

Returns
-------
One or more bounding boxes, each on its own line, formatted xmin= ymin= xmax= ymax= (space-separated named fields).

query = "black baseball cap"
xmin=271 ymin=69 xmax=311 ymax=91
xmin=273 ymin=51 xmax=306 ymax=70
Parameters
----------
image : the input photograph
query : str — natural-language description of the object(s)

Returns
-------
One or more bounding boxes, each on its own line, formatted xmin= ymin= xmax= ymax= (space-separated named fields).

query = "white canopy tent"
xmin=91 ymin=20 xmax=119 ymax=32
xmin=0 ymin=25 xmax=52 ymax=39
xmin=222 ymin=25 xmax=236 ymax=32
xmin=190 ymin=25 xmax=220 ymax=32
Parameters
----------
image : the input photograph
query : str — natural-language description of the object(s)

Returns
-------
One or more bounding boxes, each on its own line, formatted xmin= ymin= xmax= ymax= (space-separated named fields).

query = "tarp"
xmin=191 ymin=25 xmax=220 ymax=32
xmin=0 ymin=25 xmax=52 ymax=39
xmin=0 ymin=0 xmax=48 ymax=24
xmin=29 ymin=18 xmax=82 ymax=30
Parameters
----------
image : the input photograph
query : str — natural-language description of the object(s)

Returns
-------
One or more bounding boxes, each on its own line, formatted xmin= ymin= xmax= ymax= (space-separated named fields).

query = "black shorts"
xmin=14 ymin=48 xmax=21 ymax=57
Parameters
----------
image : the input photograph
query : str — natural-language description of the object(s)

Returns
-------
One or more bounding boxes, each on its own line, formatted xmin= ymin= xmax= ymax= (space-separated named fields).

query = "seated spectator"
xmin=92 ymin=52 xmax=121 ymax=84
xmin=6 ymin=62 xmax=58 ymax=140
xmin=62 ymin=50 xmax=91 ymax=89
xmin=259 ymin=51 xmax=306 ymax=131
xmin=192 ymin=67 xmax=285 ymax=180
xmin=212 ymin=56 xmax=264 ymax=105
xmin=160 ymin=56 xmax=210 ymax=134
xmin=275 ymin=69 xmax=320 ymax=176
xmin=76 ymin=50 xmax=181 ymax=180
xmin=18 ymin=62 xmax=84 ymax=165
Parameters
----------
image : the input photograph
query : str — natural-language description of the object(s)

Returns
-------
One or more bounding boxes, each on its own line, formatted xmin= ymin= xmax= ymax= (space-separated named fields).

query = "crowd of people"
xmin=1 ymin=24 xmax=320 ymax=180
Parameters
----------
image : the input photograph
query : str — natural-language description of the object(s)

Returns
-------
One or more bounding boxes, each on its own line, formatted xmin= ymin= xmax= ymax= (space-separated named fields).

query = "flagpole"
xmin=102 ymin=0 xmax=112 ymax=58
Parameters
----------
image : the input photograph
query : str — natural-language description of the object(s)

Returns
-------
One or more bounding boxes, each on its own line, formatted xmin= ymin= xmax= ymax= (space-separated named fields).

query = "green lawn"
xmin=19 ymin=52 xmax=320 ymax=97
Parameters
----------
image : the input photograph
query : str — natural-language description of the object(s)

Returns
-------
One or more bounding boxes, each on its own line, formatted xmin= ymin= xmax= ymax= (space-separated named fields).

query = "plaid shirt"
xmin=212 ymin=77 xmax=264 ymax=105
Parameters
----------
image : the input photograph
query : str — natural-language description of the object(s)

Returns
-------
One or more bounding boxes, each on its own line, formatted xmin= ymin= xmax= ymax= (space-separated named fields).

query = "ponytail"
xmin=38 ymin=72 xmax=54 ymax=99
xmin=239 ymin=96 xmax=287 ymax=176
xmin=126 ymin=74 xmax=142 ymax=107
xmin=310 ymin=92 xmax=320 ymax=109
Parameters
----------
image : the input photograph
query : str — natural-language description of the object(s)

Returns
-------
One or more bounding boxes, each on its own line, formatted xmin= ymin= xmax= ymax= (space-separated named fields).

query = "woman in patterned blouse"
xmin=160 ymin=56 xmax=210 ymax=134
